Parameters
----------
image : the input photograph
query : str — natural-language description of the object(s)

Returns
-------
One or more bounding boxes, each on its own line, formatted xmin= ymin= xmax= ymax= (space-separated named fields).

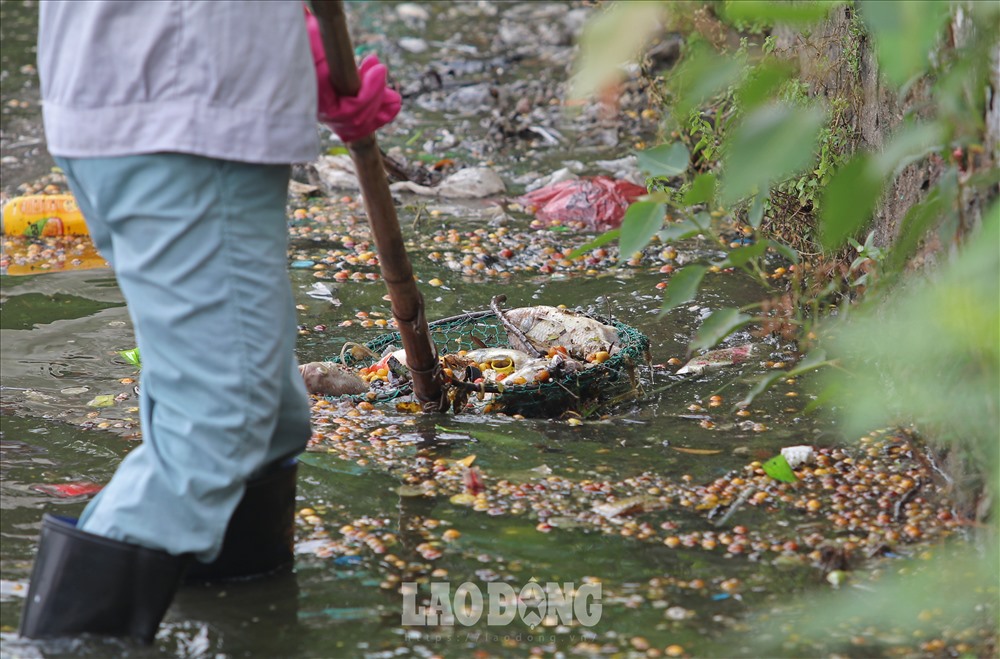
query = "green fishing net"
xmin=329 ymin=309 xmax=650 ymax=417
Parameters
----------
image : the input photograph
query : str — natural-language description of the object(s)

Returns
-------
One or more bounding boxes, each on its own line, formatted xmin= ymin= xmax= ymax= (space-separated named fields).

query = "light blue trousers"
xmin=56 ymin=153 xmax=311 ymax=562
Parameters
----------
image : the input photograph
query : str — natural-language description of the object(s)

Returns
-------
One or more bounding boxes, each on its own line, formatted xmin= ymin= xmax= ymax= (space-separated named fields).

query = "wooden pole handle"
xmin=310 ymin=1 xmax=445 ymax=412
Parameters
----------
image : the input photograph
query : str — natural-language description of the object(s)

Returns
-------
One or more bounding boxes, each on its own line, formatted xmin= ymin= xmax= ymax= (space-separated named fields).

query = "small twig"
xmin=490 ymin=295 xmax=544 ymax=357
xmin=894 ymin=478 xmax=922 ymax=522
xmin=714 ymin=487 xmax=754 ymax=527
xmin=411 ymin=203 xmax=425 ymax=231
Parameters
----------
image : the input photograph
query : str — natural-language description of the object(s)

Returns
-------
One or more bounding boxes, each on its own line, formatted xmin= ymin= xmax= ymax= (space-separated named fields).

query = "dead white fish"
xmin=390 ymin=167 xmax=506 ymax=199
xmin=506 ymin=354 xmax=583 ymax=384
xmin=592 ymin=495 xmax=665 ymax=520
xmin=298 ymin=362 xmax=367 ymax=396
xmin=498 ymin=304 xmax=619 ymax=360
xmin=676 ymin=343 xmax=759 ymax=375
xmin=463 ymin=348 xmax=533 ymax=369
xmin=506 ymin=356 xmax=557 ymax=383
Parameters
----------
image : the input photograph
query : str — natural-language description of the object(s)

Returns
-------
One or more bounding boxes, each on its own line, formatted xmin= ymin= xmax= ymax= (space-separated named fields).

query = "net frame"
xmin=329 ymin=308 xmax=650 ymax=417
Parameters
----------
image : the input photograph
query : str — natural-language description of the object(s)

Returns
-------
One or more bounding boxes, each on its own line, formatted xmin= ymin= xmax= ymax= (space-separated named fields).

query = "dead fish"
xmin=497 ymin=302 xmax=619 ymax=360
xmin=506 ymin=356 xmax=556 ymax=383
xmin=463 ymin=348 xmax=534 ymax=369
xmin=298 ymin=362 xmax=368 ymax=396
xmin=592 ymin=495 xmax=665 ymax=521
xmin=676 ymin=343 xmax=759 ymax=375
xmin=490 ymin=295 xmax=544 ymax=357
xmin=506 ymin=354 xmax=583 ymax=384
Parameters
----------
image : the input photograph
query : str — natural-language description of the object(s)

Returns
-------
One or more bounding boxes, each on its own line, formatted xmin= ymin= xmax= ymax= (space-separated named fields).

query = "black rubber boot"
xmin=186 ymin=458 xmax=298 ymax=582
xmin=18 ymin=514 xmax=188 ymax=643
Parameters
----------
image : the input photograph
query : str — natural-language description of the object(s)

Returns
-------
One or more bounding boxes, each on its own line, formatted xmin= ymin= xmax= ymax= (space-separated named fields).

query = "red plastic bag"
xmin=29 ymin=481 xmax=104 ymax=498
xmin=516 ymin=176 xmax=648 ymax=231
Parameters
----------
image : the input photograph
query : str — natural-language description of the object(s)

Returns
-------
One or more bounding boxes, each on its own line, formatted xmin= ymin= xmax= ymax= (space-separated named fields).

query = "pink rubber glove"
xmin=305 ymin=10 xmax=402 ymax=143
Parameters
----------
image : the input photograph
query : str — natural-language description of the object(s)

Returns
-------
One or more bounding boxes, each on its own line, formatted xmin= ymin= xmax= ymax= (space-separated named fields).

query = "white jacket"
xmin=38 ymin=0 xmax=320 ymax=164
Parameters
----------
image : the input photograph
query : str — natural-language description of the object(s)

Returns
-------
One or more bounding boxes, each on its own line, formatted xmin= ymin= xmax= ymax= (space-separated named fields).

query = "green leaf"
xmin=738 ymin=371 xmax=787 ymax=408
xmin=747 ymin=192 xmax=765 ymax=228
xmin=87 ymin=394 xmax=116 ymax=408
xmin=683 ymin=173 xmax=717 ymax=206
xmin=566 ymin=229 xmax=621 ymax=259
xmin=819 ymin=154 xmax=884 ymax=251
xmin=659 ymin=219 xmax=705 ymax=242
xmin=763 ymin=454 xmax=799 ymax=483
xmin=404 ymin=130 xmax=424 ymax=147
xmin=671 ymin=43 xmax=744 ymax=117
xmin=721 ymin=104 xmax=826 ymax=204
xmin=767 ymin=240 xmax=799 ymax=264
xmin=884 ymin=184 xmax=947 ymax=274
xmin=570 ymin=2 xmax=666 ymax=101
xmin=641 ymin=189 xmax=671 ymax=204
xmin=691 ymin=308 xmax=754 ymax=351
xmin=637 ymin=143 xmax=690 ymax=178
xmin=788 ymin=348 xmax=830 ymax=376
xmin=619 ymin=202 xmax=666 ymax=258
xmin=860 ymin=0 xmax=950 ymax=88
xmin=721 ymin=241 xmax=768 ymax=269
xmin=723 ymin=0 xmax=839 ymax=26
xmin=875 ymin=122 xmax=946 ymax=178
xmin=658 ymin=265 xmax=708 ymax=316
xmin=736 ymin=60 xmax=795 ymax=111
xmin=119 ymin=348 xmax=142 ymax=369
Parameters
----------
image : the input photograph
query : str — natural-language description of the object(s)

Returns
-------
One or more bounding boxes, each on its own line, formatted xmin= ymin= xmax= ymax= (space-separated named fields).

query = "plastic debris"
xmin=523 ymin=167 xmax=579 ymax=192
xmin=1 ymin=580 xmax=28 ymax=599
xmin=516 ymin=176 xmax=648 ymax=231
xmin=781 ymin=446 xmax=816 ymax=469
xmin=29 ymin=482 xmax=103 ymax=498
xmin=593 ymin=155 xmax=644 ymax=184
xmin=780 ymin=445 xmax=816 ymax=469
xmin=398 ymin=37 xmax=429 ymax=53
xmin=288 ymin=180 xmax=320 ymax=196
xmin=306 ymin=282 xmax=340 ymax=304
xmin=1 ymin=194 xmax=89 ymax=236
xmin=313 ymin=154 xmax=362 ymax=190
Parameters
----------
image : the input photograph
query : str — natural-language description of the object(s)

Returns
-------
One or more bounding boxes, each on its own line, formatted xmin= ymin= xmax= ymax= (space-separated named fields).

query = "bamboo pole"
xmin=311 ymin=1 xmax=446 ymax=412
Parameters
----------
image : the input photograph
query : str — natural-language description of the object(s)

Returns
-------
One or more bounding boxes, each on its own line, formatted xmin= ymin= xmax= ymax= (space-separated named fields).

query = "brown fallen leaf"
xmin=672 ymin=446 xmax=723 ymax=455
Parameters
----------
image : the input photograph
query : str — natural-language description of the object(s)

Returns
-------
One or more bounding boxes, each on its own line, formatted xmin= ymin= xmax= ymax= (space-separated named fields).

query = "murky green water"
xmin=0 ymin=2 xmax=862 ymax=658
